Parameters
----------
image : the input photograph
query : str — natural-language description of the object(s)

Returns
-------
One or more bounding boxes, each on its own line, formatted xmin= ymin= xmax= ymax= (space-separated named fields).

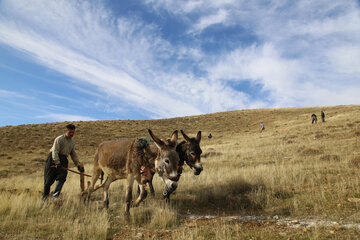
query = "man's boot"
xmin=52 ymin=180 xmax=65 ymax=200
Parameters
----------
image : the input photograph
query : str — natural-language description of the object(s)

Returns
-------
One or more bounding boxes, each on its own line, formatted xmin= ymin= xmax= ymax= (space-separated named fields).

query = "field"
xmin=1 ymin=105 xmax=360 ymax=239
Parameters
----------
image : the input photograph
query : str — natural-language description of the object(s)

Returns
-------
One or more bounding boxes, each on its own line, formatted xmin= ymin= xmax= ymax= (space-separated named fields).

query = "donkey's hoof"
xmin=124 ymin=212 xmax=130 ymax=221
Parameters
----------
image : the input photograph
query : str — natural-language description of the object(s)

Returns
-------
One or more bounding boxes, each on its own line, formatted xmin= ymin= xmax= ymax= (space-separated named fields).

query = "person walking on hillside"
xmin=42 ymin=124 xmax=84 ymax=204
xmin=321 ymin=111 xmax=325 ymax=122
xmin=260 ymin=122 xmax=265 ymax=133
xmin=311 ymin=114 xmax=317 ymax=124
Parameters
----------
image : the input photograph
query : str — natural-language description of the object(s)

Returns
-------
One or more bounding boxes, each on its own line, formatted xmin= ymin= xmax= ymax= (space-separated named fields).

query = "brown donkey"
xmin=85 ymin=129 xmax=180 ymax=217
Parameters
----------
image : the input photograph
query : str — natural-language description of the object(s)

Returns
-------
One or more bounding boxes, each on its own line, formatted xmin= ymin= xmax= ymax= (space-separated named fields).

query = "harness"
xmin=136 ymin=137 xmax=150 ymax=156
xmin=133 ymin=137 xmax=152 ymax=185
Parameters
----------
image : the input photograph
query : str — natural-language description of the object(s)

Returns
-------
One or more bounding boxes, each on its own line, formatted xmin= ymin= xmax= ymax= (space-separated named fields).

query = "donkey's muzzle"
xmin=165 ymin=180 xmax=178 ymax=194
xmin=192 ymin=163 xmax=203 ymax=175
xmin=168 ymin=174 xmax=180 ymax=182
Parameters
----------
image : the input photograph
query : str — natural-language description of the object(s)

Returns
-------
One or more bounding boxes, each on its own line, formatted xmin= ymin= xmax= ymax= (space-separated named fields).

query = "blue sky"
xmin=0 ymin=0 xmax=359 ymax=126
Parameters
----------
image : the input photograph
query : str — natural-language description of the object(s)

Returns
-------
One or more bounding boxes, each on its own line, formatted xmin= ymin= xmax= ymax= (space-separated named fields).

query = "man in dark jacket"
xmin=311 ymin=114 xmax=317 ymax=124
xmin=42 ymin=124 xmax=84 ymax=204
xmin=321 ymin=111 xmax=325 ymax=122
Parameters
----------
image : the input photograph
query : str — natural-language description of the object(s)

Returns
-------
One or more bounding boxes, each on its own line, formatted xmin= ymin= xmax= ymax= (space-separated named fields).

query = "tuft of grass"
xmin=349 ymin=155 xmax=360 ymax=168
xmin=0 ymin=175 xmax=108 ymax=240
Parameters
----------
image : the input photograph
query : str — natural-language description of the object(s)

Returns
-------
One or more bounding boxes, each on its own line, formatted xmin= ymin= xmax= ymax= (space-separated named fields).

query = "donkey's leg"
xmin=86 ymin=167 xmax=102 ymax=202
xmin=133 ymin=183 xmax=147 ymax=207
xmin=163 ymin=188 xmax=171 ymax=204
xmin=125 ymin=174 xmax=135 ymax=217
xmin=137 ymin=185 xmax=140 ymax=197
xmin=102 ymin=176 xmax=113 ymax=208
xmin=148 ymin=181 xmax=155 ymax=197
xmin=148 ymin=173 xmax=155 ymax=197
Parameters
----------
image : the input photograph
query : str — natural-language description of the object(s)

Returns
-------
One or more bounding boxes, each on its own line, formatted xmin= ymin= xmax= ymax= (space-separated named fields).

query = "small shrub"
xmin=349 ymin=156 xmax=360 ymax=168
xmin=320 ymin=155 xmax=340 ymax=161
xmin=274 ymin=190 xmax=294 ymax=199
xmin=202 ymin=151 xmax=223 ymax=158
xmin=301 ymin=148 xmax=323 ymax=155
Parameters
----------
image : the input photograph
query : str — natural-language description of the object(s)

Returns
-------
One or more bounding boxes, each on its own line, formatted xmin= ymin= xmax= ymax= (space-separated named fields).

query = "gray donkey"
xmin=144 ymin=130 xmax=203 ymax=203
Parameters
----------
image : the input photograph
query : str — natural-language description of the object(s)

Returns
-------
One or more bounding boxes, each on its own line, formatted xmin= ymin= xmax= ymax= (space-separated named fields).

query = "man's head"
xmin=65 ymin=124 xmax=76 ymax=138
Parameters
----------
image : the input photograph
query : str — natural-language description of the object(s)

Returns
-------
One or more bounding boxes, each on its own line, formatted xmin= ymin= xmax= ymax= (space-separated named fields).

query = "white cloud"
xmin=208 ymin=44 xmax=303 ymax=106
xmin=0 ymin=0 xmax=359 ymax=125
xmin=152 ymin=0 xmax=360 ymax=107
xmin=327 ymin=45 xmax=360 ymax=75
xmin=36 ymin=113 xmax=97 ymax=122
xmin=0 ymin=0 xmax=203 ymax=118
xmin=191 ymin=8 xmax=228 ymax=33
xmin=0 ymin=89 xmax=31 ymax=99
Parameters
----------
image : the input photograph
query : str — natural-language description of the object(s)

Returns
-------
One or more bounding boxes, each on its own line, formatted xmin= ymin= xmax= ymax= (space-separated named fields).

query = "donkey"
xmin=85 ymin=129 xmax=180 ymax=217
xmin=146 ymin=130 xmax=203 ymax=203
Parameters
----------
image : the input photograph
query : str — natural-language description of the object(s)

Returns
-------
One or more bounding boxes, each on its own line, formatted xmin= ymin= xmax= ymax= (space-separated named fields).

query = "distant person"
xmin=311 ymin=114 xmax=317 ymax=124
xmin=260 ymin=122 xmax=265 ymax=132
xmin=321 ymin=111 xmax=325 ymax=122
xmin=208 ymin=133 xmax=212 ymax=139
xmin=42 ymin=124 xmax=84 ymax=204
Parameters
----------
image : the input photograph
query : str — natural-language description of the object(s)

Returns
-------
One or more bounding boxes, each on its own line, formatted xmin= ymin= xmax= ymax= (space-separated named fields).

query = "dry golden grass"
xmin=1 ymin=105 xmax=360 ymax=239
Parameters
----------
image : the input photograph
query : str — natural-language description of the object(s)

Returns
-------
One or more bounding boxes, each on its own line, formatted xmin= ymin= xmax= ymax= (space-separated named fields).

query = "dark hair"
xmin=66 ymin=124 xmax=76 ymax=130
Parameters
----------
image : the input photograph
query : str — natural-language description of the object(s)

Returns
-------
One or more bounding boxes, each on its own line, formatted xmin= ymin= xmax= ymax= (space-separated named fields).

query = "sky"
xmin=0 ymin=0 xmax=359 ymax=126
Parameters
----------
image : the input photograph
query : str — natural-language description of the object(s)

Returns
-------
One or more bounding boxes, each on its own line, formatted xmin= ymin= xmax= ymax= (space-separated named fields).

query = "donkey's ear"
xmin=170 ymin=130 xmax=178 ymax=144
xmin=180 ymin=130 xmax=191 ymax=142
xmin=148 ymin=129 xmax=164 ymax=149
xmin=196 ymin=131 xmax=201 ymax=143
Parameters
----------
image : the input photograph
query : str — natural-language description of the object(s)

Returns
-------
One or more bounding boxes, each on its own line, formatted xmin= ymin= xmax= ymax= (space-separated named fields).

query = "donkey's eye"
xmin=165 ymin=159 xmax=170 ymax=164
xmin=190 ymin=152 xmax=196 ymax=156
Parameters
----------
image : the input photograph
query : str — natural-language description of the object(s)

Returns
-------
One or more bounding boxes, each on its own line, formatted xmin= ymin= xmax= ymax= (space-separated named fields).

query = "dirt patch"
xmin=186 ymin=214 xmax=360 ymax=230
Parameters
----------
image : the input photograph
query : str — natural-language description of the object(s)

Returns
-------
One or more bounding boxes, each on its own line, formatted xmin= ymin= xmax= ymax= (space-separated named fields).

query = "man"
xmin=321 ymin=111 xmax=325 ymax=122
xmin=42 ymin=124 xmax=84 ymax=203
xmin=311 ymin=114 xmax=317 ymax=124
xmin=260 ymin=122 xmax=265 ymax=133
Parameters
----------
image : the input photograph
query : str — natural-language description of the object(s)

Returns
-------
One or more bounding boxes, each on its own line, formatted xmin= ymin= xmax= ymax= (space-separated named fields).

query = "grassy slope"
xmin=1 ymin=105 xmax=360 ymax=239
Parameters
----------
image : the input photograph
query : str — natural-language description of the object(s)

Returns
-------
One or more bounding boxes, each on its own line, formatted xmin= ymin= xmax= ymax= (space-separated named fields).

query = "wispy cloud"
xmin=0 ymin=0 xmax=359 ymax=126
xmin=0 ymin=89 xmax=31 ymax=99
xmin=149 ymin=0 xmax=360 ymax=107
xmin=0 ymin=0 xmax=203 ymax=119
xmin=36 ymin=113 xmax=97 ymax=122
xmin=190 ymin=8 xmax=228 ymax=33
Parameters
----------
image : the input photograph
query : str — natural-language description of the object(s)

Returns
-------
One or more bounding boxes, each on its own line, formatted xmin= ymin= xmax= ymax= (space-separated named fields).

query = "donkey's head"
xmin=180 ymin=130 xmax=203 ymax=175
xmin=148 ymin=129 xmax=180 ymax=193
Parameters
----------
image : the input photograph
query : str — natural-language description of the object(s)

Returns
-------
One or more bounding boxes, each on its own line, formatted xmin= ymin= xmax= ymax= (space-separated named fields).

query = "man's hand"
xmin=52 ymin=162 xmax=61 ymax=169
xmin=77 ymin=165 xmax=84 ymax=173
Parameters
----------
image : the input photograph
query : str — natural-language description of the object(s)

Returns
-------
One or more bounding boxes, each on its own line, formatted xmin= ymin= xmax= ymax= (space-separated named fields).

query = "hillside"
xmin=1 ymin=105 xmax=360 ymax=239
xmin=1 ymin=105 xmax=358 ymax=178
